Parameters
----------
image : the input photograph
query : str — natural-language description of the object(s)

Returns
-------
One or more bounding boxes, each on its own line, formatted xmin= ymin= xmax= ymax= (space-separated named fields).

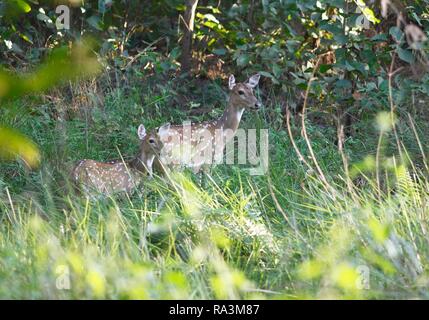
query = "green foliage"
xmin=2 ymin=0 xmax=429 ymax=301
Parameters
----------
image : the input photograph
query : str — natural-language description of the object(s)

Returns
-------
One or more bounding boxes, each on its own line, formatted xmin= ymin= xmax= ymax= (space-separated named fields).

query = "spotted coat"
xmin=72 ymin=124 xmax=170 ymax=196
xmin=154 ymin=74 xmax=262 ymax=173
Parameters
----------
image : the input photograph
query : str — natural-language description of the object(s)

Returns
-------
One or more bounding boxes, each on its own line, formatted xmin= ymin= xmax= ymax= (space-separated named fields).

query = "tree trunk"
xmin=180 ymin=0 xmax=199 ymax=75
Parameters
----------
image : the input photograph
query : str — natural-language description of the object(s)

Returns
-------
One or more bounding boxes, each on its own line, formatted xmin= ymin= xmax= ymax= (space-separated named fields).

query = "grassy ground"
xmin=1 ymin=77 xmax=429 ymax=299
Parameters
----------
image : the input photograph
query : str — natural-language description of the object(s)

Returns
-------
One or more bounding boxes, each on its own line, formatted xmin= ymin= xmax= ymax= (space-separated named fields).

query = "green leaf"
xmin=213 ymin=48 xmax=226 ymax=56
xmin=389 ymin=27 xmax=403 ymax=42
xmin=334 ymin=34 xmax=348 ymax=46
xmin=355 ymin=0 xmax=381 ymax=24
xmin=397 ymin=47 xmax=415 ymax=64
xmin=169 ymin=47 xmax=181 ymax=60
xmin=371 ymin=33 xmax=388 ymax=41
xmin=14 ymin=0 xmax=31 ymax=13
xmin=0 ymin=126 xmax=40 ymax=169
xmin=258 ymin=71 xmax=279 ymax=84
xmin=335 ymin=79 xmax=352 ymax=89
xmin=236 ymin=54 xmax=250 ymax=67
xmin=319 ymin=64 xmax=332 ymax=74
xmin=87 ymin=16 xmax=103 ymax=31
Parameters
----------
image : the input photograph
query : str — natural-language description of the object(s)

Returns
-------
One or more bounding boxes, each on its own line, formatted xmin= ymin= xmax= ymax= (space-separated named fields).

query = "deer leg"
xmin=198 ymin=164 xmax=211 ymax=188
xmin=198 ymin=170 xmax=205 ymax=188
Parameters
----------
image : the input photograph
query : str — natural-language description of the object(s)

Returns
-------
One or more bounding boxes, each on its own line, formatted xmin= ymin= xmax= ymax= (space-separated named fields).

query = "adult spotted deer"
xmin=72 ymin=123 xmax=170 ymax=196
xmin=154 ymin=74 xmax=261 ymax=175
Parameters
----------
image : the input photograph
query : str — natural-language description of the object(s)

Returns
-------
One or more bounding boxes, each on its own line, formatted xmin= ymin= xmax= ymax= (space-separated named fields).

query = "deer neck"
xmin=217 ymin=99 xmax=245 ymax=133
xmin=129 ymin=152 xmax=155 ymax=175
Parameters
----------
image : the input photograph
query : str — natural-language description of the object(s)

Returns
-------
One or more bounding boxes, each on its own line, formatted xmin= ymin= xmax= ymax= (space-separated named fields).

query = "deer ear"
xmin=247 ymin=74 xmax=260 ymax=88
xmin=138 ymin=124 xmax=146 ymax=140
xmin=158 ymin=123 xmax=171 ymax=137
xmin=229 ymin=75 xmax=236 ymax=90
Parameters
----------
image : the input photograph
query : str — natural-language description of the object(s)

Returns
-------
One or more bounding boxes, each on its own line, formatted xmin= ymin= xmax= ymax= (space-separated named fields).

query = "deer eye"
xmin=149 ymin=138 xmax=155 ymax=144
xmin=238 ymin=90 xmax=245 ymax=95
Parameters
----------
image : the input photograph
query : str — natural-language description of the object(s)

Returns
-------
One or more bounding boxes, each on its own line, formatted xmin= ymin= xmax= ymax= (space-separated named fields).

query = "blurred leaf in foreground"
xmin=0 ymin=38 xmax=101 ymax=168
xmin=0 ymin=0 xmax=31 ymax=20
xmin=0 ymin=126 xmax=40 ymax=169
xmin=0 ymin=39 xmax=101 ymax=101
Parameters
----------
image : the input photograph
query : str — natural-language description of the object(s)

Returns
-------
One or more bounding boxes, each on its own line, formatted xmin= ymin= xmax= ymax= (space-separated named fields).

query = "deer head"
xmin=228 ymin=74 xmax=262 ymax=111
xmin=134 ymin=123 xmax=171 ymax=174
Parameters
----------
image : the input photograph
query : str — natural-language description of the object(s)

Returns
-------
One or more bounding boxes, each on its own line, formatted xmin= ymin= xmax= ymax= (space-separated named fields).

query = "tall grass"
xmin=1 ymin=81 xmax=429 ymax=299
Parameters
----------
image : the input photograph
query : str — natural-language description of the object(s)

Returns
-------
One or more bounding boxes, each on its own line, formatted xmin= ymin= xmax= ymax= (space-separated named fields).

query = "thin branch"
xmin=299 ymin=57 xmax=335 ymax=194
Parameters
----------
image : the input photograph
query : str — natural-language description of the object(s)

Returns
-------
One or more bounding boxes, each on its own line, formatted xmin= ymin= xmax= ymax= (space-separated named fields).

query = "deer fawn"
xmin=72 ymin=123 xmax=170 ymax=196
xmin=154 ymin=74 xmax=261 ymax=174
